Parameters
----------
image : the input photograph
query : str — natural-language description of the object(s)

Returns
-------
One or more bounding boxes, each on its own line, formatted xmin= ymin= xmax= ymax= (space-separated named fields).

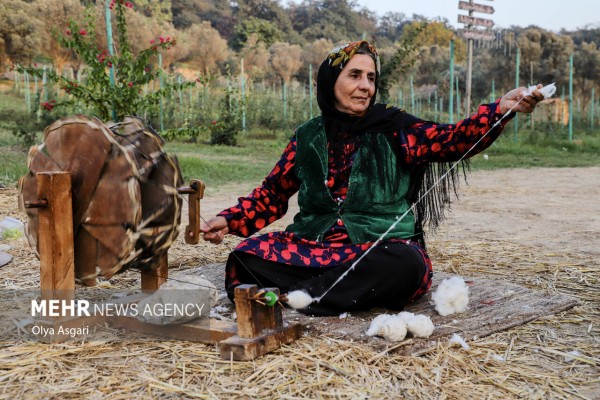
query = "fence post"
xmin=455 ymin=76 xmax=461 ymax=116
xmin=569 ymin=53 xmax=573 ymax=141
xmin=24 ymin=71 xmax=31 ymax=113
xmin=591 ymin=87 xmax=595 ymax=130
xmin=514 ymin=46 xmax=520 ymax=143
xmin=410 ymin=76 xmax=415 ymax=114
xmin=449 ymin=39 xmax=455 ymax=124
xmin=309 ymin=64 xmax=314 ymax=119
xmin=158 ymin=53 xmax=164 ymax=131
xmin=241 ymin=58 xmax=246 ymax=131
xmin=283 ymin=81 xmax=287 ymax=124
xmin=104 ymin=0 xmax=117 ymax=121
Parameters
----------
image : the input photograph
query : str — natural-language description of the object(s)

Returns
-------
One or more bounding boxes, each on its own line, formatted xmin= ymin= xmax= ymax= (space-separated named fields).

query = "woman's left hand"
xmin=499 ymin=84 xmax=545 ymax=115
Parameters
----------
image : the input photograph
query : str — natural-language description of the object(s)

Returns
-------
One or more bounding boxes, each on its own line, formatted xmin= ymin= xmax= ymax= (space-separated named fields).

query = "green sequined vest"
xmin=286 ymin=117 xmax=414 ymax=243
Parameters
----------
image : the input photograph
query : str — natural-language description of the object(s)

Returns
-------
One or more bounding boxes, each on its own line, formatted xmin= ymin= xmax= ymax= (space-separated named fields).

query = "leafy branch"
xmin=378 ymin=24 xmax=426 ymax=103
xmin=18 ymin=0 xmax=201 ymax=122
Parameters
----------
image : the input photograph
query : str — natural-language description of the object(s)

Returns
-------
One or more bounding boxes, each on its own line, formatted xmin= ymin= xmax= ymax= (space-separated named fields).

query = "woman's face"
xmin=333 ymin=54 xmax=376 ymax=117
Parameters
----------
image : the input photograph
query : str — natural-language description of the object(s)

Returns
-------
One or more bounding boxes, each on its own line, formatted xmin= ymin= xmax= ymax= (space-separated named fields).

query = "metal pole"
xmin=592 ymin=87 xmax=595 ymax=130
xmin=283 ymin=81 xmax=287 ymax=123
xmin=465 ymin=38 xmax=473 ymax=115
xmin=309 ymin=64 xmax=314 ymax=119
xmin=569 ymin=53 xmax=573 ymax=141
xmin=449 ymin=39 xmax=455 ymax=123
xmin=456 ymin=76 xmax=461 ymax=116
xmin=410 ymin=76 xmax=415 ymax=114
xmin=177 ymin=75 xmax=183 ymax=125
xmin=241 ymin=58 xmax=246 ymax=131
xmin=514 ymin=46 xmax=520 ymax=143
xmin=25 ymin=71 xmax=31 ymax=114
xmin=159 ymin=53 xmax=164 ymax=132
xmin=42 ymin=67 xmax=48 ymax=102
xmin=464 ymin=0 xmax=474 ymax=115
xmin=104 ymin=0 xmax=117 ymax=121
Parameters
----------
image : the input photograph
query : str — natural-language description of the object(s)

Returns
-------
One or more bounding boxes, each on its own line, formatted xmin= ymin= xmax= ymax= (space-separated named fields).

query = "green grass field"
xmin=1 ymin=84 xmax=599 ymax=189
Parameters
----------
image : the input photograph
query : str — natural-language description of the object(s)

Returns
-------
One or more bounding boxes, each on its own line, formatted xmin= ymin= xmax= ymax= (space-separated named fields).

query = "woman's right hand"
xmin=200 ymin=216 xmax=229 ymax=244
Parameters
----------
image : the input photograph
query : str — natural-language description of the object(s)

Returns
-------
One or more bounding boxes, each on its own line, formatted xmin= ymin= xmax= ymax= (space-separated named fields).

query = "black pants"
xmin=225 ymin=241 xmax=429 ymax=316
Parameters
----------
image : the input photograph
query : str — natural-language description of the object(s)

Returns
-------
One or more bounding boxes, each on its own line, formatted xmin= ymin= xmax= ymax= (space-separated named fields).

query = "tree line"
xmin=2 ymin=0 xmax=600 ymax=106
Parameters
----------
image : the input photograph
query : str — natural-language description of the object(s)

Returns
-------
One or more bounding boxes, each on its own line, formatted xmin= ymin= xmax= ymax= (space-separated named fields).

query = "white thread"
xmin=314 ymin=86 xmax=553 ymax=303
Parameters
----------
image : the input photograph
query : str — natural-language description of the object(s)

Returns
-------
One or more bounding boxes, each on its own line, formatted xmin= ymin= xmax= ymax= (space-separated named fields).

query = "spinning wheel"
xmin=18 ymin=115 xmax=183 ymax=283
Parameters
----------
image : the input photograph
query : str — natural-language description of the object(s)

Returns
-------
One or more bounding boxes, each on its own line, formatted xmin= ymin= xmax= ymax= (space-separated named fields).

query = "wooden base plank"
xmin=219 ymin=323 xmax=303 ymax=361
xmin=109 ymin=316 xmax=237 ymax=344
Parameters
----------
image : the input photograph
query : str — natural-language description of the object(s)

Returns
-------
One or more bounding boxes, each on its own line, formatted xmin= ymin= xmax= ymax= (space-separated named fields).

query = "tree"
xmin=132 ymin=0 xmax=173 ymax=23
xmin=172 ymin=0 xmax=236 ymax=41
xmin=183 ymin=22 xmax=229 ymax=74
xmin=234 ymin=0 xmax=293 ymax=36
xmin=232 ymin=17 xmax=285 ymax=50
xmin=0 ymin=0 xmax=42 ymax=67
xmin=517 ymin=28 xmax=574 ymax=86
xmin=573 ymin=41 xmax=600 ymax=100
xmin=402 ymin=20 xmax=466 ymax=61
xmin=238 ymin=33 xmax=270 ymax=80
xmin=301 ymin=38 xmax=333 ymax=81
xmin=31 ymin=0 xmax=85 ymax=74
xmin=269 ymin=42 xmax=302 ymax=83
xmin=376 ymin=12 xmax=408 ymax=43
xmin=289 ymin=0 xmax=370 ymax=43
xmin=378 ymin=24 xmax=424 ymax=102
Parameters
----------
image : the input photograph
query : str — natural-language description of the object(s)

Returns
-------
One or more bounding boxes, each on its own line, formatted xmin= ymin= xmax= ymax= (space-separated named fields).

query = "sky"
xmin=354 ymin=0 xmax=600 ymax=32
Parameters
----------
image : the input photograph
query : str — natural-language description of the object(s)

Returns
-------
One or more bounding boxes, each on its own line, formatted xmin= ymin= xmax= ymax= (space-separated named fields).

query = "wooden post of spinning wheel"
xmin=140 ymin=253 xmax=168 ymax=292
xmin=181 ymin=179 xmax=205 ymax=245
xmin=25 ymin=171 xmax=75 ymax=303
xmin=141 ymin=179 xmax=204 ymax=292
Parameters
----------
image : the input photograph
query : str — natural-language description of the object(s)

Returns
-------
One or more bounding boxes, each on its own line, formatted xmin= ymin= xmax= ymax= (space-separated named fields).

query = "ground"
xmin=0 ymin=167 xmax=598 ymax=399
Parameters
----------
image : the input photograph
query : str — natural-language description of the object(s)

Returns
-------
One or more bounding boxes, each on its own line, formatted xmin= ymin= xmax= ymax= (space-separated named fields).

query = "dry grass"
xmin=1 ymin=185 xmax=599 ymax=399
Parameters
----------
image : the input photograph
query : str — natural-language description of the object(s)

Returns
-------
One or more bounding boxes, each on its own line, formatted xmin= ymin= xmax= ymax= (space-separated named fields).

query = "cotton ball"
xmin=526 ymin=82 xmax=556 ymax=99
xmin=396 ymin=311 xmax=415 ymax=324
xmin=432 ymin=276 xmax=469 ymax=316
xmin=405 ymin=314 xmax=435 ymax=338
xmin=285 ymin=290 xmax=314 ymax=309
xmin=396 ymin=311 xmax=435 ymax=338
xmin=366 ymin=314 xmax=392 ymax=337
xmin=367 ymin=315 xmax=407 ymax=342
xmin=380 ymin=317 xmax=408 ymax=342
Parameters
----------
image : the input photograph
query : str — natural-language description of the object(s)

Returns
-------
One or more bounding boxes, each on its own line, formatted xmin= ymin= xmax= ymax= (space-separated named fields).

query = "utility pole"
xmin=458 ymin=0 xmax=495 ymax=115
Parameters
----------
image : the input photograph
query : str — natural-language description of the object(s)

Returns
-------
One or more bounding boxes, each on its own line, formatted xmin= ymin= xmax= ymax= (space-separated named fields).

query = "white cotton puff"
xmin=526 ymin=83 xmax=556 ymax=99
xmin=432 ymin=276 xmax=469 ymax=316
xmin=366 ymin=314 xmax=407 ymax=342
xmin=366 ymin=314 xmax=392 ymax=336
xmin=396 ymin=311 xmax=415 ymax=324
xmin=285 ymin=290 xmax=314 ymax=309
xmin=449 ymin=333 xmax=470 ymax=350
xmin=395 ymin=311 xmax=434 ymax=338
xmin=405 ymin=314 xmax=435 ymax=338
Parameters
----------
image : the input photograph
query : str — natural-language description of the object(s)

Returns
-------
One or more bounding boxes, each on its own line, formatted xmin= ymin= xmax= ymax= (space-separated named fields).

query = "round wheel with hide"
xmin=18 ymin=115 xmax=183 ymax=283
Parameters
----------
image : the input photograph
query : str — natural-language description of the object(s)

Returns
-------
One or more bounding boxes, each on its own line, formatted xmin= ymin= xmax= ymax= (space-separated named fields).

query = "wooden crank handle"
xmin=184 ymin=179 xmax=205 ymax=245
